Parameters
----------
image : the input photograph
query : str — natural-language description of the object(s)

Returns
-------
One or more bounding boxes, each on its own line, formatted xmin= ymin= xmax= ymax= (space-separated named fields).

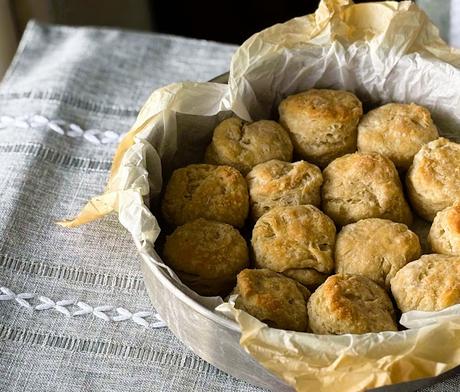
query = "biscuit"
xmin=251 ymin=205 xmax=336 ymax=287
xmin=234 ymin=269 xmax=310 ymax=331
xmin=335 ymin=218 xmax=421 ymax=289
xmin=246 ymin=159 xmax=323 ymax=221
xmin=357 ymin=103 xmax=438 ymax=171
xmin=278 ymin=89 xmax=363 ymax=167
xmin=163 ymin=219 xmax=249 ymax=296
xmin=204 ymin=117 xmax=293 ymax=175
xmin=161 ymin=164 xmax=249 ymax=227
xmin=391 ymin=254 xmax=460 ymax=312
xmin=322 ymin=152 xmax=412 ymax=226
xmin=406 ymin=138 xmax=460 ymax=221
xmin=307 ymin=274 xmax=398 ymax=334
xmin=428 ymin=203 xmax=460 ymax=256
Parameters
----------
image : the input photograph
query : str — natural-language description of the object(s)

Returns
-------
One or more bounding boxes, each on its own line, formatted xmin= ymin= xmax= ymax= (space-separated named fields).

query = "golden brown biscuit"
xmin=322 ymin=152 xmax=412 ymax=226
xmin=163 ymin=218 xmax=249 ymax=296
xmin=335 ymin=218 xmax=421 ymax=289
xmin=307 ymin=274 xmax=398 ymax=334
xmin=161 ymin=164 xmax=249 ymax=227
xmin=251 ymin=205 xmax=336 ymax=287
xmin=406 ymin=138 xmax=460 ymax=221
xmin=428 ymin=203 xmax=460 ymax=256
xmin=204 ymin=117 xmax=293 ymax=175
xmin=278 ymin=89 xmax=363 ymax=167
xmin=357 ymin=103 xmax=438 ymax=171
xmin=246 ymin=159 xmax=323 ymax=221
xmin=391 ymin=254 xmax=460 ymax=312
xmin=234 ymin=269 xmax=310 ymax=331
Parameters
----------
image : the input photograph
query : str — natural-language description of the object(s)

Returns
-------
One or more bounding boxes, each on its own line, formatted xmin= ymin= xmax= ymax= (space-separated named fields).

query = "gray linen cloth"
xmin=0 ymin=21 xmax=263 ymax=392
xmin=0 ymin=21 xmax=459 ymax=392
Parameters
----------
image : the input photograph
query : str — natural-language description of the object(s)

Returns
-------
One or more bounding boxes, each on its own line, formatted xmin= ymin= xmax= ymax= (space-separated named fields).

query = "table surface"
xmin=0 ymin=21 xmax=459 ymax=392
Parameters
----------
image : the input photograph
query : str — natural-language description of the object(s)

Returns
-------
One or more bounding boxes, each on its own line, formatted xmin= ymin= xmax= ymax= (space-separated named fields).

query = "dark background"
xmin=153 ymin=0 xmax=395 ymax=43
xmin=9 ymin=0 xmax=397 ymax=45
xmin=153 ymin=0 xmax=327 ymax=44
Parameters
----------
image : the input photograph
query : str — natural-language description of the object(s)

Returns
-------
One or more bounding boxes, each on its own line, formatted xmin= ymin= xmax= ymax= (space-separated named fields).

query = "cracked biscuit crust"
xmin=357 ymin=103 xmax=438 ymax=171
xmin=246 ymin=159 xmax=323 ymax=221
xmin=204 ymin=117 xmax=293 ymax=175
xmin=406 ymin=137 xmax=460 ymax=221
xmin=278 ymin=89 xmax=363 ymax=167
xmin=322 ymin=152 xmax=412 ymax=226
xmin=308 ymin=274 xmax=397 ymax=334
xmin=251 ymin=205 xmax=336 ymax=286
xmin=164 ymin=219 xmax=249 ymax=296
xmin=391 ymin=254 xmax=460 ymax=312
xmin=234 ymin=269 xmax=310 ymax=332
xmin=429 ymin=203 xmax=460 ymax=255
xmin=161 ymin=164 xmax=249 ymax=227
xmin=335 ymin=218 xmax=421 ymax=289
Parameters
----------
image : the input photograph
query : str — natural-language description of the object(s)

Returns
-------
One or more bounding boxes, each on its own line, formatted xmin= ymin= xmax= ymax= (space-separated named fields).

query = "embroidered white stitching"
xmin=0 ymin=287 xmax=35 ymax=308
xmin=0 ymin=286 xmax=166 ymax=329
xmin=0 ymin=115 xmax=126 ymax=145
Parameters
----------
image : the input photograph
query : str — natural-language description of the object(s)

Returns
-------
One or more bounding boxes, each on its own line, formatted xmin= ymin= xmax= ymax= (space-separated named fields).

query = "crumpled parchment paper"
xmin=60 ymin=1 xmax=460 ymax=390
